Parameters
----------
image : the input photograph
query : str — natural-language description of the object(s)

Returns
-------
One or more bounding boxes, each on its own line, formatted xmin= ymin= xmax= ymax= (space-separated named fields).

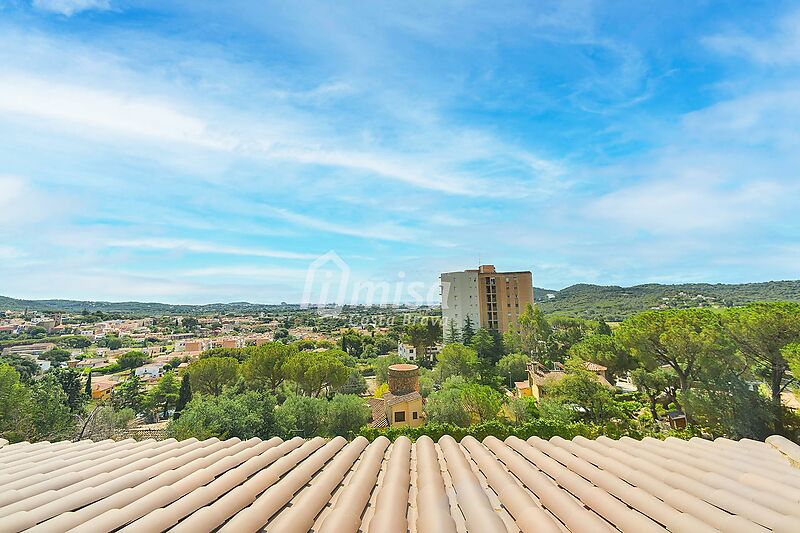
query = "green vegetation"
xmin=3 ymin=299 xmax=800 ymax=446
xmin=535 ymin=280 xmax=800 ymax=321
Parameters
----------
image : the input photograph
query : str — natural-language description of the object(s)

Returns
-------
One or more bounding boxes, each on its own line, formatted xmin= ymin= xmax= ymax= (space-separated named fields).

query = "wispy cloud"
xmin=704 ymin=9 xmax=800 ymax=66
xmin=106 ymin=238 xmax=317 ymax=260
xmin=261 ymin=206 xmax=419 ymax=242
xmin=32 ymin=0 xmax=111 ymax=17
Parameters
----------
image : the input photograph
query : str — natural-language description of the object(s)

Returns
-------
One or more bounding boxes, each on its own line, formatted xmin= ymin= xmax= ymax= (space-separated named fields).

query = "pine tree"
xmin=175 ymin=373 xmax=192 ymax=418
xmin=445 ymin=320 xmax=461 ymax=344
xmin=84 ymin=370 xmax=92 ymax=398
xmin=461 ymin=316 xmax=475 ymax=345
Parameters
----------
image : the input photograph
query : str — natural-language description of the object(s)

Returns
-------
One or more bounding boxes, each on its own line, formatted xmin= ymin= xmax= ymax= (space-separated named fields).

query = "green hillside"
xmin=534 ymin=280 xmax=800 ymax=321
xmin=0 ymin=296 xmax=298 ymax=315
xmin=3 ymin=279 xmax=799 ymax=320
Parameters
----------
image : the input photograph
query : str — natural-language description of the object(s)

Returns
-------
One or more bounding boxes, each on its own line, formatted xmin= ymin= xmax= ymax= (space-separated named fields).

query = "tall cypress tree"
xmin=174 ymin=373 xmax=192 ymax=419
xmin=84 ymin=370 xmax=92 ymax=398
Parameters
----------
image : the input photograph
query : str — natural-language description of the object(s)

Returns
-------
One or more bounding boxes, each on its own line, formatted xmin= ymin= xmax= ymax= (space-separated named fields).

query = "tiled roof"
xmin=583 ymin=361 xmax=608 ymax=372
xmin=1 ymin=433 xmax=800 ymax=532
xmin=367 ymin=397 xmax=388 ymax=428
xmin=383 ymin=390 xmax=422 ymax=406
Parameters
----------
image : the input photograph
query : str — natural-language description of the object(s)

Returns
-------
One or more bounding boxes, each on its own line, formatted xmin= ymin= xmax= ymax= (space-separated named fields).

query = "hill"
xmin=533 ymin=280 xmax=800 ymax=321
xmin=2 ymin=279 xmax=799 ymax=319
xmin=0 ymin=296 xmax=298 ymax=315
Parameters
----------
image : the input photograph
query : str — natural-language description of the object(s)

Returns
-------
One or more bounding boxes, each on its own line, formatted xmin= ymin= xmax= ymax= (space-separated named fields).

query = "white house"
xmin=398 ymin=342 xmax=442 ymax=362
xmin=134 ymin=363 xmax=165 ymax=379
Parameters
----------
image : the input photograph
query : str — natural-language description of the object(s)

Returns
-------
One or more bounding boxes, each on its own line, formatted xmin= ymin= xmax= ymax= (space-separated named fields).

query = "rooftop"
xmin=0 ymin=433 xmax=799 ymax=532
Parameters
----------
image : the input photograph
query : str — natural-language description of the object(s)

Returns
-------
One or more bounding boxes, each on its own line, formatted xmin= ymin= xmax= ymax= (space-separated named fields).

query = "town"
xmin=4 ymin=2 xmax=800 ymax=530
xmin=2 ymin=264 xmax=799 ymax=444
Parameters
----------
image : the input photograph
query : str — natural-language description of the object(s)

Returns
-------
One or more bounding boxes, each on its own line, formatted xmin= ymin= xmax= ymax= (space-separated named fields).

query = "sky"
xmin=1 ymin=0 xmax=799 ymax=304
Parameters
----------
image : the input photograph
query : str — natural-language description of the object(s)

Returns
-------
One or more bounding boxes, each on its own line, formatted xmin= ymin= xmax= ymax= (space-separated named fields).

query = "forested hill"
xmin=534 ymin=280 xmax=800 ymax=321
xmin=0 ymin=296 xmax=298 ymax=315
xmin=3 ymin=279 xmax=799 ymax=319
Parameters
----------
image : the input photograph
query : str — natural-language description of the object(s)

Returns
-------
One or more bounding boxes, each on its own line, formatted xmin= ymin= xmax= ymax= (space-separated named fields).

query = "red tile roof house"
xmin=0 ymin=433 xmax=799 ymax=531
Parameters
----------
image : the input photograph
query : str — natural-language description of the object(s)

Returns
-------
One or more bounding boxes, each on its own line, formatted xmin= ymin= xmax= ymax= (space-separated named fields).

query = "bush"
xmin=358 ymin=419 xmax=599 ymax=443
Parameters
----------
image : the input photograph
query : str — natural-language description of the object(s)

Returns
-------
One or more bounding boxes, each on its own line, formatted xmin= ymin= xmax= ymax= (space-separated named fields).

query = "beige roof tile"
xmin=1 ymin=432 xmax=799 ymax=532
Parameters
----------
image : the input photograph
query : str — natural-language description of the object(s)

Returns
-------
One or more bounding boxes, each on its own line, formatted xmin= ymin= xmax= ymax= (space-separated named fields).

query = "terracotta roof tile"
xmin=1 ymin=432 xmax=799 ymax=531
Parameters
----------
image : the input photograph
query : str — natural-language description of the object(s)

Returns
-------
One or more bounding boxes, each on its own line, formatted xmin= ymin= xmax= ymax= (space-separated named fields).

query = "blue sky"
xmin=1 ymin=0 xmax=799 ymax=304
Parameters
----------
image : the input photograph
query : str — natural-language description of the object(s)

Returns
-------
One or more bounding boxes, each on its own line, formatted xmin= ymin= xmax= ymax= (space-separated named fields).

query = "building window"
xmin=412 ymin=411 xmax=418 ymax=420
xmin=394 ymin=411 xmax=406 ymax=423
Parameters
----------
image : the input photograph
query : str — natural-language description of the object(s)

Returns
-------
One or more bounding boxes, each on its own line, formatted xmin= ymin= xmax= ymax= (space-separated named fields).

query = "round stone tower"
xmin=387 ymin=363 xmax=420 ymax=395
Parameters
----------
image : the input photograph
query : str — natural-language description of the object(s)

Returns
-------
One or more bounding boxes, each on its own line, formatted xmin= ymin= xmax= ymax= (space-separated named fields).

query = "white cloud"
xmin=261 ymin=206 xmax=420 ymax=242
xmin=32 ymin=0 xmax=110 ymax=17
xmin=106 ymin=238 xmax=318 ymax=260
xmin=704 ymin=10 xmax=800 ymax=66
xmin=588 ymin=173 xmax=783 ymax=235
xmin=0 ymin=74 xmax=231 ymax=149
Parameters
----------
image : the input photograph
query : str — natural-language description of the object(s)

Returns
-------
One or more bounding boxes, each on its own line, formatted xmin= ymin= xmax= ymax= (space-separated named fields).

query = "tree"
xmin=425 ymin=387 xmax=470 ymax=426
xmin=200 ymin=347 xmax=247 ymax=362
xmin=374 ymin=335 xmax=396 ymax=355
xmin=113 ymin=373 xmax=146 ymax=413
xmin=241 ymin=342 xmax=293 ymax=392
xmin=596 ymin=320 xmax=613 ymax=336
xmin=461 ymin=316 xmax=475 ymax=345
xmin=28 ymin=374 xmax=75 ymax=442
xmin=372 ymin=354 xmax=403 ymax=384
xmin=85 ymin=370 xmax=93 ymax=398
xmin=341 ymin=330 xmax=364 ymax=358
xmin=105 ymin=337 xmax=123 ymax=350
xmin=283 ymin=350 xmax=349 ymax=397
xmin=548 ymin=316 xmax=594 ymax=363
xmin=326 ymin=394 xmax=370 ymax=437
xmin=338 ymin=369 xmax=368 ymax=395
xmin=0 ymin=363 xmax=30 ymax=442
xmin=460 ymin=383 xmax=503 ymax=423
xmin=182 ymin=317 xmax=199 ymax=330
xmin=547 ymin=369 xmax=617 ymax=424
xmin=508 ymin=396 xmax=539 ymax=424
xmin=497 ymin=353 xmax=529 ymax=385
xmin=682 ymin=371 xmax=773 ymax=440
xmin=617 ymin=309 xmax=737 ymax=397
xmin=469 ymin=328 xmax=503 ymax=366
xmin=0 ymin=353 xmax=39 ymax=382
xmin=51 ymin=367 xmax=85 ymax=412
xmin=41 ymin=348 xmax=71 ymax=365
xmin=169 ymin=389 xmax=277 ymax=441
xmin=175 ymin=373 xmax=192 ymax=417
xmin=405 ymin=323 xmax=431 ymax=362
xmin=77 ymin=405 xmax=134 ymax=441
xmin=275 ymin=394 xmax=328 ymax=438
xmin=188 ymin=357 xmax=239 ymax=396
xmin=568 ymin=334 xmax=636 ymax=381
xmin=434 ymin=343 xmax=479 ymax=382
xmin=724 ymin=303 xmax=800 ymax=434
xmin=147 ymin=371 xmax=180 ymax=419
xmin=786 ymin=343 xmax=800 ymax=381
xmin=630 ymin=367 xmax=677 ymax=420
xmin=445 ymin=320 xmax=461 ymax=344
xmin=117 ymin=351 xmax=150 ymax=370
xmin=513 ymin=304 xmax=552 ymax=362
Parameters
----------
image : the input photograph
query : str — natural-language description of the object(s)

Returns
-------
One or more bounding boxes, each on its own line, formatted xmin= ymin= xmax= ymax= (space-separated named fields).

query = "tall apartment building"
xmin=441 ymin=265 xmax=533 ymax=335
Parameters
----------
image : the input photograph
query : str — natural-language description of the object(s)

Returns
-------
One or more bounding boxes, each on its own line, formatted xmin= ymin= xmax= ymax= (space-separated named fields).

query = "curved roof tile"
xmin=1 ymin=432 xmax=798 ymax=531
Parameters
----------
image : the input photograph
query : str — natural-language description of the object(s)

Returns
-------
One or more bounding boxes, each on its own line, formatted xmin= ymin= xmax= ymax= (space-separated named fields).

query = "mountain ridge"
xmin=2 ymin=279 xmax=799 ymax=320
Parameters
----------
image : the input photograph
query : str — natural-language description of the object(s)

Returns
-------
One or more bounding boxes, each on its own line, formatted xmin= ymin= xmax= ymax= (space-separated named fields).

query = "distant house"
xmin=369 ymin=364 xmax=424 ymax=428
xmin=134 ymin=363 xmax=165 ymax=379
xmin=397 ymin=342 xmax=441 ymax=363
xmin=91 ymin=382 xmax=115 ymax=401
xmin=518 ymin=361 xmax=614 ymax=400
xmin=215 ymin=338 xmax=243 ymax=349
xmin=1 ymin=343 xmax=56 ymax=358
